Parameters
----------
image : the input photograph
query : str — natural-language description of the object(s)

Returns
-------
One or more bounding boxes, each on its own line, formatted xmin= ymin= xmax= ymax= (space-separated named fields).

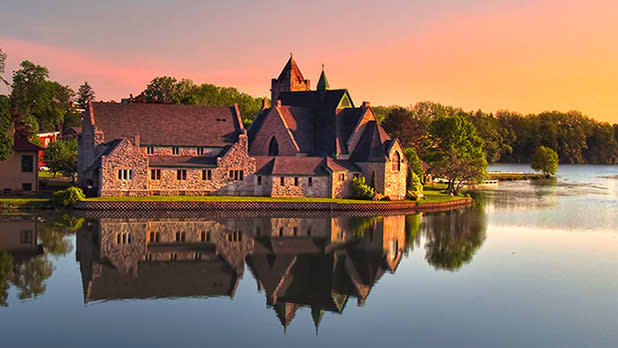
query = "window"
xmin=308 ymin=177 xmax=313 ymax=187
xmin=176 ymin=232 xmax=186 ymax=242
xmin=117 ymin=233 xmax=132 ymax=244
xmin=293 ymin=227 xmax=298 ymax=236
xmin=151 ymin=169 xmax=161 ymax=180
xmin=117 ymin=169 xmax=133 ymax=180
xmin=20 ymin=230 xmax=33 ymax=245
xmin=149 ymin=232 xmax=160 ymax=243
xmin=392 ymin=151 xmax=401 ymax=171
xmin=280 ymin=177 xmax=285 ymax=186
xmin=257 ymin=176 xmax=262 ymax=185
xmin=279 ymin=227 xmax=284 ymax=237
xmin=197 ymin=147 xmax=204 ymax=155
xmin=172 ymin=147 xmax=179 ymax=155
xmin=146 ymin=146 xmax=154 ymax=155
xmin=294 ymin=177 xmax=299 ymax=186
xmin=339 ymin=173 xmax=345 ymax=181
xmin=201 ymin=231 xmax=206 ymax=242
xmin=229 ymin=170 xmax=244 ymax=181
xmin=177 ymin=169 xmax=186 ymax=180
xmin=268 ymin=137 xmax=279 ymax=156
xmin=202 ymin=169 xmax=211 ymax=180
xmin=21 ymin=155 xmax=33 ymax=173
xmin=22 ymin=183 xmax=32 ymax=191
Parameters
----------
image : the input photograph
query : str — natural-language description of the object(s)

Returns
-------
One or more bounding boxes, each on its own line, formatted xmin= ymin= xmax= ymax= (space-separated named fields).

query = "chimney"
xmin=262 ymin=98 xmax=270 ymax=110
xmin=276 ymin=99 xmax=282 ymax=107
xmin=134 ymin=134 xmax=140 ymax=148
xmin=362 ymin=101 xmax=371 ymax=108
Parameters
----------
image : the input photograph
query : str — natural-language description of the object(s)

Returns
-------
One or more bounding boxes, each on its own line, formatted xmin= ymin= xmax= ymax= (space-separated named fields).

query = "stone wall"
xmin=268 ymin=175 xmax=330 ymax=198
xmin=100 ymin=138 xmax=149 ymax=196
xmin=331 ymin=171 xmax=354 ymax=198
xmin=384 ymin=143 xmax=408 ymax=200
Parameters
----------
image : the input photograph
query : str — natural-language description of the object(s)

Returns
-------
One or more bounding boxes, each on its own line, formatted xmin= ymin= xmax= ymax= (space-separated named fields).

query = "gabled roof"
xmin=325 ymin=157 xmax=361 ymax=172
xmin=349 ymin=121 xmax=392 ymax=162
xmin=277 ymin=106 xmax=315 ymax=153
xmin=13 ymin=137 xmax=42 ymax=152
xmin=89 ymin=102 xmax=243 ymax=147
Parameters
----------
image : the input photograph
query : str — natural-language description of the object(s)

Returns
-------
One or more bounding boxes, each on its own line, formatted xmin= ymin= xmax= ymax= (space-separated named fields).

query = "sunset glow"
xmin=1 ymin=0 xmax=616 ymax=122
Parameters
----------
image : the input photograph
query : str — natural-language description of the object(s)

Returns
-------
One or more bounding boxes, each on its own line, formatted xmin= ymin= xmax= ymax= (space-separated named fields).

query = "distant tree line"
xmin=380 ymin=101 xmax=618 ymax=164
xmin=141 ymin=76 xmax=264 ymax=127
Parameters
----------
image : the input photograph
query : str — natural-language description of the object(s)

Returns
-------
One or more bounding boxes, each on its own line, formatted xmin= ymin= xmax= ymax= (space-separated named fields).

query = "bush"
xmin=51 ymin=187 xmax=85 ymax=208
xmin=352 ymin=176 xmax=374 ymax=200
xmin=407 ymin=190 xmax=419 ymax=200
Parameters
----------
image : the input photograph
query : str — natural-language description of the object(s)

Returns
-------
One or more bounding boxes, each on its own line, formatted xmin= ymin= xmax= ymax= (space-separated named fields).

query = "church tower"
xmin=271 ymin=54 xmax=310 ymax=102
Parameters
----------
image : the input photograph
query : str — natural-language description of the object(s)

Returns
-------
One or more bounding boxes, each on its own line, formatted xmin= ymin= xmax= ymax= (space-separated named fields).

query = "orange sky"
xmin=1 ymin=0 xmax=617 ymax=123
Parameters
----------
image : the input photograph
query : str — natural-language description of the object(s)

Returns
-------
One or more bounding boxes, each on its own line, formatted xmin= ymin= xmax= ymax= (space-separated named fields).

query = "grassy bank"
xmin=0 ymin=198 xmax=52 ymax=210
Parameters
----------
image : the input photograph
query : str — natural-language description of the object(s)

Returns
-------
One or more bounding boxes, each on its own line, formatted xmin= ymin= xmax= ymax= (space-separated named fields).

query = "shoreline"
xmin=73 ymin=198 xmax=472 ymax=213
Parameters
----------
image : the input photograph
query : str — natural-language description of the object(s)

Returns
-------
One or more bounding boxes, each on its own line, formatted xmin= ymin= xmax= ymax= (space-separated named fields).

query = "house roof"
xmin=12 ymin=137 xmax=43 ymax=152
xmin=325 ymin=157 xmax=361 ymax=172
xmin=316 ymin=68 xmax=329 ymax=91
xmin=89 ymin=102 xmax=242 ymax=147
xmin=278 ymin=89 xmax=351 ymax=110
xmin=277 ymin=106 xmax=315 ymax=153
xmin=254 ymin=156 xmax=329 ymax=176
xmin=349 ymin=121 xmax=392 ymax=162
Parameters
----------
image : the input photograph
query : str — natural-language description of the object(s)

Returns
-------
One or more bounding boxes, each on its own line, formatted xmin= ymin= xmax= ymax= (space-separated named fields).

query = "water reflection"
xmin=0 ymin=214 xmax=80 ymax=306
xmin=75 ymin=210 xmax=488 ymax=331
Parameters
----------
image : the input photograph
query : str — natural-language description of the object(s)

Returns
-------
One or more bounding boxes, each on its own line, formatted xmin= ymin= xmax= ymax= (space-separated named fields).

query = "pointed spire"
xmin=311 ymin=307 xmax=324 ymax=335
xmin=317 ymin=64 xmax=329 ymax=91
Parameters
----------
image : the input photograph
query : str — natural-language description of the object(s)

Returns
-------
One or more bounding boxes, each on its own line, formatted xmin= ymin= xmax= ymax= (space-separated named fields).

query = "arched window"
xmin=392 ymin=151 xmax=401 ymax=171
xmin=268 ymin=137 xmax=279 ymax=156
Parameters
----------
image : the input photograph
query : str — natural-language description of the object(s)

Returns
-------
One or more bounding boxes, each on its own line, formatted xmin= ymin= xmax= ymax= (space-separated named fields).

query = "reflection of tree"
xmin=0 ymin=252 xmax=12 ymax=307
xmin=423 ymin=208 xmax=487 ymax=271
xmin=348 ymin=216 xmax=378 ymax=238
xmin=404 ymin=214 xmax=421 ymax=254
xmin=39 ymin=214 xmax=84 ymax=256
xmin=11 ymin=255 xmax=54 ymax=300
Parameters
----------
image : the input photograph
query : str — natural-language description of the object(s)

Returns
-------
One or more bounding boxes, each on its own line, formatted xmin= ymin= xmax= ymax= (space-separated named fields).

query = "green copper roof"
xmin=316 ymin=65 xmax=329 ymax=91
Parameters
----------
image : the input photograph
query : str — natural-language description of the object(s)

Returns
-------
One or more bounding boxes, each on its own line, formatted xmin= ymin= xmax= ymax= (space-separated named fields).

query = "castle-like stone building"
xmin=78 ymin=57 xmax=407 ymax=198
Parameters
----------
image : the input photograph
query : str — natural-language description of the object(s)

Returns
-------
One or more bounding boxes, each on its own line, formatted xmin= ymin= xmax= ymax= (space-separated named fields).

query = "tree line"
xmin=379 ymin=101 xmax=618 ymax=165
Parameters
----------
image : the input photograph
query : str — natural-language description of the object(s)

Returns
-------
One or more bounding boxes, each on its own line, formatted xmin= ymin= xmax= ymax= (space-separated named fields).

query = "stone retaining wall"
xmin=75 ymin=198 xmax=472 ymax=213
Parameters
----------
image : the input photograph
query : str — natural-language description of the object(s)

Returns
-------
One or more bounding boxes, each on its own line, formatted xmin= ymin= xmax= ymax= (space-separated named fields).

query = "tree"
xmin=0 ymin=48 xmax=9 ymax=89
xmin=427 ymin=115 xmax=487 ymax=195
xmin=530 ymin=146 xmax=558 ymax=177
xmin=75 ymin=81 xmax=95 ymax=109
xmin=0 ymin=251 xmax=12 ymax=307
xmin=42 ymin=139 xmax=77 ymax=177
xmin=0 ymin=95 xmax=14 ymax=161
xmin=403 ymin=147 xmax=424 ymax=181
xmin=381 ymin=107 xmax=426 ymax=149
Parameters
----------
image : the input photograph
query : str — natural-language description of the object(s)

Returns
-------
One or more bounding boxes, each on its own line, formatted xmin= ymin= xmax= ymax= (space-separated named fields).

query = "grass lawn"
xmin=0 ymin=198 xmax=52 ymax=210
xmin=420 ymin=183 xmax=470 ymax=203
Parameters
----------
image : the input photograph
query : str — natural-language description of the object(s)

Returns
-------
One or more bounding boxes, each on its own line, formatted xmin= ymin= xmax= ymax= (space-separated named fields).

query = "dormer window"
xmin=268 ymin=137 xmax=279 ymax=156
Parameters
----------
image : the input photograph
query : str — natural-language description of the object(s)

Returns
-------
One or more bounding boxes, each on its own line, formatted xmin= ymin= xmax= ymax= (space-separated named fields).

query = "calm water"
xmin=0 ymin=165 xmax=616 ymax=348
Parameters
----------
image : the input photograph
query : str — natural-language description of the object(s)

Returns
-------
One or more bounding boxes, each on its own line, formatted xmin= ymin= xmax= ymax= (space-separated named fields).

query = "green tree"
xmin=75 ymin=81 xmax=95 ymax=109
xmin=351 ymin=176 xmax=374 ymax=200
xmin=0 ymin=48 xmax=8 ymax=89
xmin=403 ymin=147 xmax=424 ymax=181
xmin=0 ymin=251 xmax=12 ymax=307
xmin=530 ymin=146 xmax=559 ymax=176
xmin=427 ymin=115 xmax=487 ymax=195
xmin=382 ymin=107 xmax=428 ymax=149
xmin=0 ymin=95 xmax=14 ymax=161
xmin=42 ymin=139 xmax=77 ymax=177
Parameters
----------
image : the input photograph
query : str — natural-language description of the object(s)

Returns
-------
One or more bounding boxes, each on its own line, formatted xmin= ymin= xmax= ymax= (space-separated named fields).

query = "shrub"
xmin=352 ymin=176 xmax=374 ymax=200
xmin=407 ymin=190 xmax=419 ymax=200
xmin=51 ymin=187 xmax=85 ymax=208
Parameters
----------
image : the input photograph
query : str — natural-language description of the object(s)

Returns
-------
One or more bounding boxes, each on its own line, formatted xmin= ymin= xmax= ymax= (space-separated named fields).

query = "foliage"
xmin=370 ymin=169 xmax=377 ymax=190
xmin=142 ymin=76 xmax=263 ymax=125
xmin=75 ymin=81 xmax=95 ymax=109
xmin=530 ymin=146 xmax=559 ymax=176
xmin=351 ymin=176 xmax=375 ymax=200
xmin=403 ymin=147 xmax=424 ymax=180
xmin=0 ymin=48 xmax=8 ymax=88
xmin=423 ymin=208 xmax=486 ymax=271
xmin=348 ymin=216 xmax=376 ymax=237
xmin=465 ymin=109 xmax=513 ymax=162
xmin=51 ymin=186 xmax=85 ymax=208
xmin=43 ymin=139 xmax=77 ymax=176
xmin=9 ymin=60 xmax=76 ymax=137
xmin=408 ymin=171 xmax=423 ymax=193
xmin=11 ymin=255 xmax=54 ymax=300
xmin=427 ymin=115 xmax=487 ymax=195
xmin=39 ymin=214 xmax=84 ymax=256
xmin=0 ymin=251 xmax=12 ymax=307
xmin=0 ymin=95 xmax=14 ymax=161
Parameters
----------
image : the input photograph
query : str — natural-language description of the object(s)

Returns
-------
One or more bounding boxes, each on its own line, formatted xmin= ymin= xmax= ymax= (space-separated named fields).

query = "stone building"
xmin=78 ymin=56 xmax=407 ymax=198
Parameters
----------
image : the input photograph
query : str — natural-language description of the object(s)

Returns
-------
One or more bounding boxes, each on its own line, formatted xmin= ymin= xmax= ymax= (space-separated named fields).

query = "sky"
xmin=1 ymin=0 xmax=617 ymax=123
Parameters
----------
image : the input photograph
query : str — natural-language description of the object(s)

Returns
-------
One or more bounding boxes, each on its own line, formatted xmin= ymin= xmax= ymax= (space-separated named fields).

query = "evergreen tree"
xmin=76 ymin=81 xmax=95 ymax=109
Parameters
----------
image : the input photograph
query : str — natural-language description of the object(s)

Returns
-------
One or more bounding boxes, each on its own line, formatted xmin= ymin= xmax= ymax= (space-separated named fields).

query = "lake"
xmin=0 ymin=164 xmax=616 ymax=348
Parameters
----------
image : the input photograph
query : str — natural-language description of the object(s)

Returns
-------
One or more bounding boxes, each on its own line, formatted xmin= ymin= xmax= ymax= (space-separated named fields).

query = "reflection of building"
xmin=77 ymin=214 xmax=405 ymax=331
xmin=0 ymin=216 xmax=44 ymax=263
